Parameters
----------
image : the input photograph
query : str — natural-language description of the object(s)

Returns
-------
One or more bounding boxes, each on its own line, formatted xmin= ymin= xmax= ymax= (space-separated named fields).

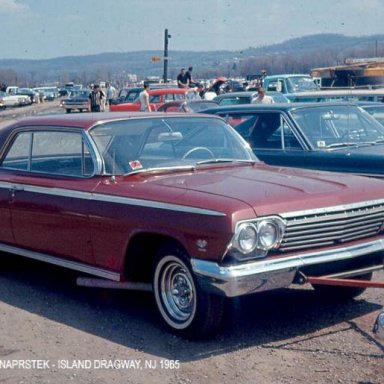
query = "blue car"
xmin=202 ymin=102 xmax=384 ymax=178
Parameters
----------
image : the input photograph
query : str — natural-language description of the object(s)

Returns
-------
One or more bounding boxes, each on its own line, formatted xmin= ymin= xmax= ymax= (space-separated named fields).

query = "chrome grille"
xmin=279 ymin=200 xmax=384 ymax=252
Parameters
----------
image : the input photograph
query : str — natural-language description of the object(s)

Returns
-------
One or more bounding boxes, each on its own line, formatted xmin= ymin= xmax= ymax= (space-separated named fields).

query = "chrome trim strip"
xmin=280 ymin=199 xmax=384 ymax=219
xmin=0 ymin=243 xmax=121 ymax=281
xmin=192 ymin=238 xmax=384 ymax=297
xmin=0 ymin=181 xmax=225 ymax=217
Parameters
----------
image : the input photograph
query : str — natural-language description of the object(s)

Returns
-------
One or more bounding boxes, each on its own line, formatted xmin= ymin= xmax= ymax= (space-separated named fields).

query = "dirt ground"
xmin=0 ymin=103 xmax=383 ymax=384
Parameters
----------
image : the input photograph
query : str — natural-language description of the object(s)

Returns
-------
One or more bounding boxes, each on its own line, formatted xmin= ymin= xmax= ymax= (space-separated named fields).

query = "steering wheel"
xmin=182 ymin=146 xmax=215 ymax=159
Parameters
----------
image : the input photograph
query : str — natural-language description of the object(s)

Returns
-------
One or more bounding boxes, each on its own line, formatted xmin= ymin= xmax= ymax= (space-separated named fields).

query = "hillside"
xmin=1 ymin=33 xmax=383 ymax=85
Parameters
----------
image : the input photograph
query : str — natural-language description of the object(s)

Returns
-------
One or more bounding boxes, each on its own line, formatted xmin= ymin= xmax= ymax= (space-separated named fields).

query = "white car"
xmin=0 ymin=91 xmax=31 ymax=107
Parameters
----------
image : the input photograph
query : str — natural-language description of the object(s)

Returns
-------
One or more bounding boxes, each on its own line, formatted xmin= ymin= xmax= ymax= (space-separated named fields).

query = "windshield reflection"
xmin=89 ymin=116 xmax=256 ymax=175
xmin=291 ymin=105 xmax=384 ymax=149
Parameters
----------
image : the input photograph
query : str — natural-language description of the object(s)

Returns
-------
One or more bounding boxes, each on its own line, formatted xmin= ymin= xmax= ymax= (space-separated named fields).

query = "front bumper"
xmin=191 ymin=239 xmax=384 ymax=297
xmin=61 ymin=103 xmax=89 ymax=110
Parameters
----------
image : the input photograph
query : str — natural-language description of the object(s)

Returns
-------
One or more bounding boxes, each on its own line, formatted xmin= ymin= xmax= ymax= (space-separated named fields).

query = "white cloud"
xmin=0 ymin=0 xmax=28 ymax=14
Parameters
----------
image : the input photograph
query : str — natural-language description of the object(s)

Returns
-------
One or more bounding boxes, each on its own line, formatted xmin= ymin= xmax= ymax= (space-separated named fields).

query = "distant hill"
xmin=1 ymin=33 xmax=383 ymax=85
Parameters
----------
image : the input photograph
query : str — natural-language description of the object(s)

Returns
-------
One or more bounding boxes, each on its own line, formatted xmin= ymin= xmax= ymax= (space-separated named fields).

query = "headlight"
xmin=230 ymin=216 xmax=286 ymax=261
xmin=236 ymin=223 xmax=258 ymax=253
xmin=258 ymin=220 xmax=280 ymax=250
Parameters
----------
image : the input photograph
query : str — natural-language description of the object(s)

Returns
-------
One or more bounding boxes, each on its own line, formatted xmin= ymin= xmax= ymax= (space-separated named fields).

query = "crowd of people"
xmin=86 ymin=66 xmax=273 ymax=112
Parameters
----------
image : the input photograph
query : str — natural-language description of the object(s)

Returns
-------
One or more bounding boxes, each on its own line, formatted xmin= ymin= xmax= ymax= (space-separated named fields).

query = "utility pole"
xmin=163 ymin=29 xmax=171 ymax=83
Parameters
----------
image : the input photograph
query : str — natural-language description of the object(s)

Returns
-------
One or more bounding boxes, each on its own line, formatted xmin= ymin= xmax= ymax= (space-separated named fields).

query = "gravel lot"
xmin=0 ymin=103 xmax=383 ymax=384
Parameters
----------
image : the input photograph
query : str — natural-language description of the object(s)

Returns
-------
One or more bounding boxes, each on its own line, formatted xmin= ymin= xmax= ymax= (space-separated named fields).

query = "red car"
xmin=109 ymin=88 xmax=187 ymax=112
xmin=0 ymin=112 xmax=383 ymax=338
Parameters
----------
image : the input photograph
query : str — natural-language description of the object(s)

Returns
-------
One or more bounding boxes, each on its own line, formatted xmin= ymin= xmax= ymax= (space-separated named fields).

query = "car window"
xmin=0 ymin=130 xmax=94 ymax=177
xmin=219 ymin=97 xmax=249 ymax=106
xmin=90 ymin=117 xmax=255 ymax=174
xmin=228 ymin=112 xmax=302 ymax=150
xmin=174 ymin=93 xmax=185 ymax=101
xmin=363 ymin=107 xmax=384 ymax=126
xmin=150 ymin=95 xmax=161 ymax=103
xmin=292 ymin=105 xmax=384 ymax=148
xmin=164 ymin=94 xmax=175 ymax=102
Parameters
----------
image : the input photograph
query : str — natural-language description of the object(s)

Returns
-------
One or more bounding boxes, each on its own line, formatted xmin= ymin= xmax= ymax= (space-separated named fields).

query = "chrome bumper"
xmin=191 ymin=239 xmax=384 ymax=297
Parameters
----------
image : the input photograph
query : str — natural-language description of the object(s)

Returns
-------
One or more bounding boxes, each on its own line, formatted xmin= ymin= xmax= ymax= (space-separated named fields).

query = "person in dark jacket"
xmin=89 ymin=84 xmax=104 ymax=112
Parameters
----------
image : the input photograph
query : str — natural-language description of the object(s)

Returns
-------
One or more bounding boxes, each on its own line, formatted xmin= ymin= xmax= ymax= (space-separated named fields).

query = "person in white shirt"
xmin=139 ymin=83 xmax=151 ymax=111
xmin=252 ymin=87 xmax=274 ymax=104
xmin=106 ymin=83 xmax=117 ymax=106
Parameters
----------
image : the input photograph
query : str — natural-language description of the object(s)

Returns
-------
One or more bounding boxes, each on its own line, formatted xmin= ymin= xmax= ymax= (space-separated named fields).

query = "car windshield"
xmin=89 ymin=116 xmax=256 ymax=175
xmin=287 ymin=76 xmax=318 ymax=93
xmin=362 ymin=106 xmax=384 ymax=126
xmin=69 ymin=90 xmax=90 ymax=98
xmin=291 ymin=105 xmax=384 ymax=148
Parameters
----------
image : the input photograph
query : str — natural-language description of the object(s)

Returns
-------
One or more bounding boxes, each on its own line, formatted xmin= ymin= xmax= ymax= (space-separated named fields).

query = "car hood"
xmin=116 ymin=163 xmax=384 ymax=217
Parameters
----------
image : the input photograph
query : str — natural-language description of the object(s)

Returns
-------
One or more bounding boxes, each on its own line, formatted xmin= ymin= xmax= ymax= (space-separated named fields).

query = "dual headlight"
xmin=230 ymin=217 xmax=286 ymax=261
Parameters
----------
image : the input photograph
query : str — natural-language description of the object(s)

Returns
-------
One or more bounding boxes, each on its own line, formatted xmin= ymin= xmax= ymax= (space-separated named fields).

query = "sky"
xmin=1 ymin=0 xmax=383 ymax=60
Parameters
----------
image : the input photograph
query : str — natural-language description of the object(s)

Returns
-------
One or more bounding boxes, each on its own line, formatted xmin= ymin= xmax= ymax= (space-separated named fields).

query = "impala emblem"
xmin=196 ymin=239 xmax=208 ymax=251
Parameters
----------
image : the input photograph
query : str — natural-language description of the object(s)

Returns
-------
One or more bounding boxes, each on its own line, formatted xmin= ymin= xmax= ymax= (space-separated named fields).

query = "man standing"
xmin=106 ymin=82 xmax=117 ymax=107
xmin=177 ymin=68 xmax=189 ymax=88
xmin=251 ymin=87 xmax=274 ymax=104
xmin=139 ymin=83 xmax=151 ymax=111
xmin=185 ymin=67 xmax=195 ymax=87
xmin=89 ymin=84 xmax=104 ymax=112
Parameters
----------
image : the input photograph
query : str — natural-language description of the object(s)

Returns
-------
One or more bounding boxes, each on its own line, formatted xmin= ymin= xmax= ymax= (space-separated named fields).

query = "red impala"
xmin=109 ymin=88 xmax=187 ymax=112
xmin=0 ymin=112 xmax=383 ymax=338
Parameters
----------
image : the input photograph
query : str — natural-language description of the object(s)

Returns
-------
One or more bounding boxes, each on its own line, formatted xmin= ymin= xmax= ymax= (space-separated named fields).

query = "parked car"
xmin=214 ymin=91 xmax=289 ymax=105
xmin=202 ymin=102 xmax=384 ymax=177
xmin=109 ymin=88 xmax=187 ymax=111
xmin=1 ymin=112 xmax=384 ymax=338
xmin=60 ymin=89 xmax=90 ymax=113
xmin=110 ymin=84 xmax=180 ymax=106
xmin=263 ymin=74 xmax=319 ymax=101
xmin=214 ymin=91 xmax=258 ymax=105
xmin=109 ymin=87 xmax=143 ymax=105
xmin=16 ymin=88 xmax=39 ymax=103
xmin=157 ymin=99 xmax=219 ymax=112
xmin=0 ymin=91 xmax=31 ymax=108
xmin=290 ymin=89 xmax=384 ymax=103
xmin=33 ymin=87 xmax=59 ymax=101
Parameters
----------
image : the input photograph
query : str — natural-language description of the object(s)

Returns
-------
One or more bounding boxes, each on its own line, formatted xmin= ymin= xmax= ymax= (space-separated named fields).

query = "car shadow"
xmin=0 ymin=254 xmax=382 ymax=362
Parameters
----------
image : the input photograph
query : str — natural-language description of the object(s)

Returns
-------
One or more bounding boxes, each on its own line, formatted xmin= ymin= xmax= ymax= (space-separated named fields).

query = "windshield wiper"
xmin=196 ymin=159 xmax=256 ymax=166
xmin=326 ymin=141 xmax=377 ymax=149
xmin=123 ymin=165 xmax=195 ymax=176
xmin=325 ymin=142 xmax=357 ymax=148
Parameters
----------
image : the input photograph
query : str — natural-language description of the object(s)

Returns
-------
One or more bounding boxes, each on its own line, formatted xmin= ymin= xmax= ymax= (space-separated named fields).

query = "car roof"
xmin=215 ymin=91 xmax=257 ymax=99
xmin=1 ymin=111 xmax=221 ymax=134
xmin=201 ymin=101 xmax=361 ymax=113
xmin=264 ymin=74 xmax=311 ymax=79
xmin=292 ymin=89 xmax=384 ymax=97
xmin=148 ymin=88 xmax=187 ymax=95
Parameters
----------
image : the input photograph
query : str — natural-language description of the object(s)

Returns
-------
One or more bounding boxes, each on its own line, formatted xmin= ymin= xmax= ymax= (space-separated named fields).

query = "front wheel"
xmin=153 ymin=244 xmax=224 ymax=338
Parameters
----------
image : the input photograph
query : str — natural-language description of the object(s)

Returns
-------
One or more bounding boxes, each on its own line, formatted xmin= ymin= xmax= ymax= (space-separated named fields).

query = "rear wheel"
xmin=153 ymin=244 xmax=224 ymax=338
xmin=313 ymin=272 xmax=373 ymax=300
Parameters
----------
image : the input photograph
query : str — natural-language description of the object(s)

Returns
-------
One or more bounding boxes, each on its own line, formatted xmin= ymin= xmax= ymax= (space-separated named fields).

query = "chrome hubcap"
xmin=160 ymin=261 xmax=195 ymax=323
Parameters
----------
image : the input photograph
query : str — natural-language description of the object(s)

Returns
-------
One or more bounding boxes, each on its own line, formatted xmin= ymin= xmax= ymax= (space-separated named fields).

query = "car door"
xmin=0 ymin=176 xmax=15 ymax=244
xmin=223 ymin=111 xmax=309 ymax=168
xmin=0 ymin=129 xmax=98 ymax=264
